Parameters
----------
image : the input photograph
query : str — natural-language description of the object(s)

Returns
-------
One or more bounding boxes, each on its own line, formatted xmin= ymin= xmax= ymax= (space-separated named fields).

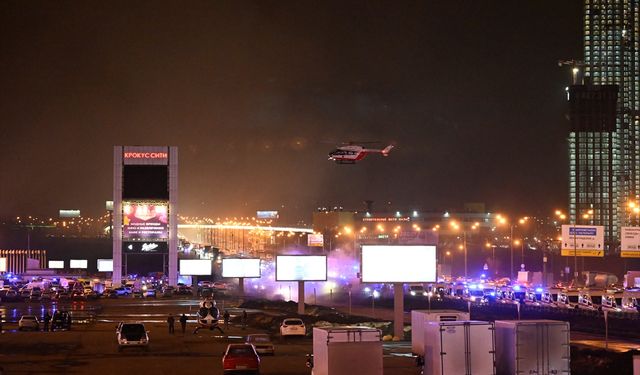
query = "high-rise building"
xmin=569 ymin=1 xmax=639 ymax=247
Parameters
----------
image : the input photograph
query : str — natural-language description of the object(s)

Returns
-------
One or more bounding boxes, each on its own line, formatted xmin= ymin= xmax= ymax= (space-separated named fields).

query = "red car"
xmin=222 ymin=344 xmax=260 ymax=375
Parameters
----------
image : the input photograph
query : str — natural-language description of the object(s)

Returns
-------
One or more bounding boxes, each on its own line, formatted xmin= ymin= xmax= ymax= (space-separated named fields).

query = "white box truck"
xmin=411 ymin=309 xmax=470 ymax=356
xmin=311 ymin=326 xmax=383 ymax=375
xmin=423 ymin=321 xmax=495 ymax=375
xmin=495 ymin=320 xmax=570 ymax=375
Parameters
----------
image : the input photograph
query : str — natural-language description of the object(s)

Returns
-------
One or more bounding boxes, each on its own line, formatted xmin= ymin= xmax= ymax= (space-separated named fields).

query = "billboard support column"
xmin=168 ymin=146 xmax=179 ymax=286
xmin=393 ymin=283 xmax=404 ymax=339
xmin=238 ymin=277 xmax=244 ymax=297
xmin=113 ymin=146 xmax=123 ymax=286
xmin=298 ymin=281 xmax=305 ymax=315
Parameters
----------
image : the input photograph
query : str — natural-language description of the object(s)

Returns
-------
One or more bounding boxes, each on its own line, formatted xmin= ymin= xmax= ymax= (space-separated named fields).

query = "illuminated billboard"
xmin=276 ymin=255 xmax=327 ymax=281
xmin=123 ymin=203 xmax=168 ymax=240
xmin=70 ymin=259 xmax=88 ymax=269
xmin=123 ymin=241 xmax=168 ymax=253
xmin=97 ymin=259 xmax=114 ymax=272
xmin=257 ymin=210 xmax=279 ymax=219
xmin=361 ymin=245 xmax=436 ymax=283
xmin=48 ymin=260 xmax=64 ymax=269
xmin=179 ymin=259 xmax=212 ymax=276
xmin=0 ymin=258 xmax=6 ymax=272
xmin=222 ymin=258 xmax=261 ymax=278
xmin=307 ymin=234 xmax=324 ymax=247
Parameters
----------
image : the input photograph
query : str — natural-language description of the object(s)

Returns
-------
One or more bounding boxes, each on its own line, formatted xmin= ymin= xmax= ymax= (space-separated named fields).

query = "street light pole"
xmin=464 ymin=230 xmax=468 ymax=280
xmin=510 ymin=224 xmax=514 ymax=281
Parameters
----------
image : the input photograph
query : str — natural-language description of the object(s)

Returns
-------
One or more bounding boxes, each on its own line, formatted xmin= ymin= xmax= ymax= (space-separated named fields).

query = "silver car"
xmin=116 ymin=322 xmax=149 ymax=351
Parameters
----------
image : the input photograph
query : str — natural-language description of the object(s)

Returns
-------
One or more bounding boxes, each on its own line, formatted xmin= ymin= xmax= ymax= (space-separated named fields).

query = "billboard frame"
xmin=360 ymin=244 xmax=437 ymax=283
xmin=69 ymin=259 xmax=88 ymax=269
xmin=97 ymin=259 xmax=114 ymax=272
xmin=275 ymin=255 xmax=328 ymax=282
xmin=179 ymin=259 xmax=212 ymax=276
xmin=221 ymin=258 xmax=262 ymax=278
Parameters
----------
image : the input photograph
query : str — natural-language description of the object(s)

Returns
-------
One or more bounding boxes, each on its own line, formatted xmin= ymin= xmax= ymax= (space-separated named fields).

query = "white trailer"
xmin=411 ymin=309 xmax=470 ymax=356
xmin=423 ymin=320 xmax=495 ymax=375
xmin=495 ymin=320 xmax=570 ymax=375
xmin=311 ymin=326 xmax=383 ymax=375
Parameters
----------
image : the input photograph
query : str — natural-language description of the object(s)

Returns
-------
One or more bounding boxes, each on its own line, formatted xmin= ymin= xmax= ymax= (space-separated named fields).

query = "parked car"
xmin=246 ymin=334 xmax=275 ymax=356
xmin=556 ymin=293 xmax=574 ymax=309
xmin=408 ymin=284 xmax=427 ymax=297
xmin=577 ymin=292 xmax=598 ymax=311
xmin=52 ymin=311 xmax=72 ymax=330
xmin=41 ymin=291 xmax=53 ymax=301
xmin=161 ymin=287 xmax=174 ymax=298
xmin=213 ymin=282 xmax=227 ymax=291
xmin=222 ymin=344 xmax=260 ymax=375
xmin=600 ymin=294 xmax=622 ymax=312
xmin=523 ymin=291 xmax=542 ymax=306
xmin=114 ymin=287 xmax=130 ymax=296
xmin=280 ymin=318 xmax=306 ymax=337
xmin=116 ymin=322 xmax=149 ymax=351
xmin=18 ymin=315 xmax=40 ymax=331
xmin=144 ymin=289 xmax=157 ymax=298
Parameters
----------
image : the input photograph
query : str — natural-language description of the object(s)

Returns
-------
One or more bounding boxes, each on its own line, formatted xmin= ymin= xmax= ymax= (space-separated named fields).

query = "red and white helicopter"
xmin=328 ymin=142 xmax=394 ymax=164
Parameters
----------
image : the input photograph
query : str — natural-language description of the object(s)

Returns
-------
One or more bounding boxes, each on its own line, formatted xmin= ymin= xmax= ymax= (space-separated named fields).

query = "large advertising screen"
xmin=361 ymin=245 xmax=437 ymax=283
xmin=179 ymin=259 xmax=212 ymax=276
xmin=0 ymin=258 xmax=6 ymax=272
xmin=222 ymin=258 xmax=261 ymax=278
xmin=70 ymin=259 xmax=88 ymax=269
xmin=97 ymin=259 xmax=114 ymax=272
xmin=276 ymin=255 xmax=327 ymax=281
xmin=48 ymin=260 xmax=64 ymax=269
xmin=123 ymin=202 xmax=168 ymax=240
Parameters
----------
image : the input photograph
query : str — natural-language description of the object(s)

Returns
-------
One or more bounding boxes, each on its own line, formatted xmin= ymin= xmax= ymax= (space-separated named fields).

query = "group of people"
xmin=166 ymin=310 xmax=248 ymax=334
xmin=42 ymin=310 xmax=72 ymax=331
xmin=166 ymin=313 xmax=188 ymax=334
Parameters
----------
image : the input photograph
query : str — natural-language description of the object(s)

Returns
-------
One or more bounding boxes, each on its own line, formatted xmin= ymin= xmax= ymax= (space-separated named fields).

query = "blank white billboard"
xmin=222 ymin=258 xmax=261 ymax=278
xmin=361 ymin=245 xmax=437 ymax=283
xmin=48 ymin=260 xmax=64 ymax=269
xmin=180 ymin=259 xmax=212 ymax=276
xmin=70 ymin=259 xmax=88 ymax=269
xmin=0 ymin=258 xmax=6 ymax=272
xmin=276 ymin=255 xmax=327 ymax=281
xmin=97 ymin=259 xmax=114 ymax=272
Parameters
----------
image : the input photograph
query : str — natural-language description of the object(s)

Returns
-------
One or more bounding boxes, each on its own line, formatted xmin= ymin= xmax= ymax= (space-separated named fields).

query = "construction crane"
xmin=558 ymin=59 xmax=584 ymax=85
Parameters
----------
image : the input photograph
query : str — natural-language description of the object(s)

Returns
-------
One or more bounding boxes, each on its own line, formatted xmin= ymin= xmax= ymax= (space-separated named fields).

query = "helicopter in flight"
xmin=328 ymin=142 xmax=394 ymax=164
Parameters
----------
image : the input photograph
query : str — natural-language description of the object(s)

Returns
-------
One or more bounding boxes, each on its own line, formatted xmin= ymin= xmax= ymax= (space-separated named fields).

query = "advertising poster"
xmin=561 ymin=224 xmax=604 ymax=257
xmin=307 ymin=234 xmax=324 ymax=247
xmin=276 ymin=255 xmax=327 ymax=281
xmin=123 ymin=203 xmax=168 ymax=240
xmin=361 ymin=245 xmax=437 ymax=283
xmin=621 ymin=227 xmax=640 ymax=258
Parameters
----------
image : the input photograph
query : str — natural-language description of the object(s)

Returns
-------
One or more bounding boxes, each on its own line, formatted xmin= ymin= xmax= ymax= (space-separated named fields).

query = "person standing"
xmin=179 ymin=314 xmax=187 ymax=334
xmin=167 ymin=314 xmax=175 ymax=334
xmin=43 ymin=312 xmax=51 ymax=332
xmin=66 ymin=312 xmax=72 ymax=331
xmin=242 ymin=310 xmax=247 ymax=330
xmin=223 ymin=310 xmax=230 ymax=330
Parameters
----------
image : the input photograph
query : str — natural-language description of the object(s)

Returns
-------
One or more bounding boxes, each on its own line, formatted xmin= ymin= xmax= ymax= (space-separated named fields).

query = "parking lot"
xmin=0 ymin=298 xmax=417 ymax=375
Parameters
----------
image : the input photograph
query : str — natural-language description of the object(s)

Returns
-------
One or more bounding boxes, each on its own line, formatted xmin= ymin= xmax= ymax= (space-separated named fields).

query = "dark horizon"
xmin=0 ymin=1 xmax=583 ymax=222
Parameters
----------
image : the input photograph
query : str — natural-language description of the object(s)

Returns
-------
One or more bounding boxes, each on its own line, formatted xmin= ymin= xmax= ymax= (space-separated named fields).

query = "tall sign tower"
xmin=113 ymin=146 xmax=178 ymax=286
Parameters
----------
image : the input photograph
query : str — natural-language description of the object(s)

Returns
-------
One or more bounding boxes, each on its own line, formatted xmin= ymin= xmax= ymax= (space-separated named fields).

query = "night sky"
xmin=0 ymin=1 xmax=583 ymax=221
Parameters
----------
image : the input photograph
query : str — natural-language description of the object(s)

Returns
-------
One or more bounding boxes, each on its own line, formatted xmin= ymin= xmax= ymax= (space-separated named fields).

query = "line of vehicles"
xmin=0 ymin=278 xmax=230 ymax=303
xmin=410 ymin=281 xmax=640 ymax=313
